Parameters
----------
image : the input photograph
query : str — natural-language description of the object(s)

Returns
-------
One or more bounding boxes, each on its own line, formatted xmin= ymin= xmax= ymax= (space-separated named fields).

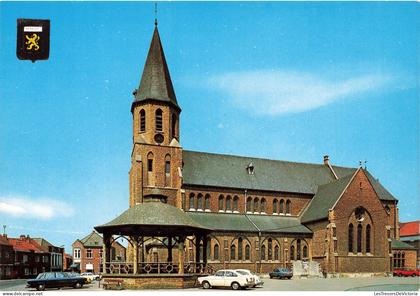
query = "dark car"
xmin=27 ymin=272 xmax=87 ymax=291
xmin=269 ymin=268 xmax=293 ymax=279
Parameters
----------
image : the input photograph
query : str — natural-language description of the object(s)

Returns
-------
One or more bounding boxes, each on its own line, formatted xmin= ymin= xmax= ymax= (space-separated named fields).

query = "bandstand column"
xmin=167 ymin=236 xmax=173 ymax=262
xmin=203 ymin=235 xmax=208 ymax=265
xmin=178 ymin=236 xmax=185 ymax=274
xmin=102 ymin=233 xmax=112 ymax=274
xmin=133 ymin=237 xmax=138 ymax=274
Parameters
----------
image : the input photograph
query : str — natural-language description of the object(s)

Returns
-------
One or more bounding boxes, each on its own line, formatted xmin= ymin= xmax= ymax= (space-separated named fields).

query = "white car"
xmin=80 ymin=272 xmax=100 ymax=283
xmin=235 ymin=269 xmax=263 ymax=287
xmin=198 ymin=269 xmax=254 ymax=290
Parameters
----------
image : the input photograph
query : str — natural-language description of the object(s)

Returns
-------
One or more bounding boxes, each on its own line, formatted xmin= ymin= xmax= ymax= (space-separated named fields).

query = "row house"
xmin=33 ymin=238 xmax=65 ymax=272
xmin=7 ymin=235 xmax=50 ymax=279
xmin=72 ymin=231 xmax=126 ymax=274
xmin=0 ymin=235 xmax=14 ymax=279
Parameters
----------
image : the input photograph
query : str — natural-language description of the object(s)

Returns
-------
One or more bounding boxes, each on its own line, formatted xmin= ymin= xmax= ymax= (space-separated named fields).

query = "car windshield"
xmin=36 ymin=273 xmax=45 ymax=279
xmin=45 ymin=273 xmax=55 ymax=279
xmin=236 ymin=271 xmax=248 ymax=275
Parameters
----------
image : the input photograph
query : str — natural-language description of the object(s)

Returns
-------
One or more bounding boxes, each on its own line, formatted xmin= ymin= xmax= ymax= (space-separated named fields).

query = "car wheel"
xmin=37 ymin=284 xmax=45 ymax=291
xmin=287 ymin=277 xmax=292 ymax=280
xmin=202 ymin=281 xmax=211 ymax=289
xmin=231 ymin=282 xmax=240 ymax=290
xmin=411 ymin=274 xmax=416 ymax=277
xmin=74 ymin=282 xmax=83 ymax=289
xmin=269 ymin=275 xmax=273 ymax=279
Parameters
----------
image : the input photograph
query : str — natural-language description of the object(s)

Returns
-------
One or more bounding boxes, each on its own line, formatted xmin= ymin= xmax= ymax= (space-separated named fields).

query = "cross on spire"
xmin=154 ymin=2 xmax=158 ymax=27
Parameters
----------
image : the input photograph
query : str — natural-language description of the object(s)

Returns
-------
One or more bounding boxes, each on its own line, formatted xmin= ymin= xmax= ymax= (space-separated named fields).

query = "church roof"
xmin=133 ymin=26 xmax=179 ymax=110
xmin=187 ymin=212 xmax=312 ymax=234
xmin=182 ymin=150 xmax=396 ymax=202
xmin=300 ymin=172 xmax=355 ymax=224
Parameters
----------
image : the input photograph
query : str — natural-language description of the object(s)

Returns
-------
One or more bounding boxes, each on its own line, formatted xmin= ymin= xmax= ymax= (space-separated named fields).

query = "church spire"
xmin=133 ymin=26 xmax=180 ymax=110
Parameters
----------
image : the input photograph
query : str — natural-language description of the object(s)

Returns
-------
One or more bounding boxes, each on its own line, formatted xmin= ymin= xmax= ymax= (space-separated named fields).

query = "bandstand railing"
xmin=103 ymin=262 xmax=215 ymax=275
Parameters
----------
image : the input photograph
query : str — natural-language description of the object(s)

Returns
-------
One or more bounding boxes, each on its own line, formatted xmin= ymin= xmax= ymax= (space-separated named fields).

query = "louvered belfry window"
xmin=155 ymin=109 xmax=163 ymax=131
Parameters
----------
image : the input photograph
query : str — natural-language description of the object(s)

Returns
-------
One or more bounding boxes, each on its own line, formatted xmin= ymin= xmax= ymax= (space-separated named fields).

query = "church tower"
xmin=129 ymin=24 xmax=183 ymax=208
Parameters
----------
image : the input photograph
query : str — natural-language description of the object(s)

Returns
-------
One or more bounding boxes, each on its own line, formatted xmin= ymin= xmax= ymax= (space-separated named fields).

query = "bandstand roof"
xmin=94 ymin=201 xmax=211 ymax=236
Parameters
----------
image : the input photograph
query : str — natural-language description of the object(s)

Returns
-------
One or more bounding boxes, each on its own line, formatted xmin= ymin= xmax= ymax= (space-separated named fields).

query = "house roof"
xmin=399 ymin=221 xmax=420 ymax=237
xmin=8 ymin=237 xmax=45 ymax=253
xmin=187 ymin=212 xmax=312 ymax=234
xmin=133 ymin=26 xmax=179 ymax=110
xmin=0 ymin=235 xmax=11 ymax=246
xmin=391 ymin=239 xmax=415 ymax=250
xmin=182 ymin=151 xmax=396 ymax=204
xmin=300 ymin=173 xmax=355 ymax=224
xmin=79 ymin=231 xmax=104 ymax=248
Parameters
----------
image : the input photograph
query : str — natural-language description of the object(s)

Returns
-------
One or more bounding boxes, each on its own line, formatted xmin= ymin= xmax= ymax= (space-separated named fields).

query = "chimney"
xmin=323 ymin=155 xmax=330 ymax=165
xmin=20 ymin=234 xmax=26 ymax=240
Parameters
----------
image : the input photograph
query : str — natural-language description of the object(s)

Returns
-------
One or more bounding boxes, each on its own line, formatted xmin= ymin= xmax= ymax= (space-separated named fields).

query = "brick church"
xmin=125 ymin=24 xmax=415 ymax=276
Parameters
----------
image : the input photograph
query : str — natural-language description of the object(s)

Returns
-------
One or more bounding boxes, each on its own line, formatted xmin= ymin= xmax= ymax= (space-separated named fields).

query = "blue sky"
xmin=0 ymin=2 xmax=418 ymax=253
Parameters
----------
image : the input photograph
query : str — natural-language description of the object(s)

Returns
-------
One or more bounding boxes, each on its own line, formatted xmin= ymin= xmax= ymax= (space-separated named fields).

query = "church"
xmin=105 ymin=23 xmax=416 ymax=277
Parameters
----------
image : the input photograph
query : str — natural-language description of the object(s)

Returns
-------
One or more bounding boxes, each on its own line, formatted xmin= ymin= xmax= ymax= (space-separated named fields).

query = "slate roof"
xmin=96 ymin=202 xmax=209 ymax=230
xmin=187 ymin=212 xmax=312 ymax=234
xmin=300 ymin=173 xmax=355 ymax=224
xmin=134 ymin=26 xmax=179 ymax=109
xmin=182 ymin=150 xmax=338 ymax=194
xmin=182 ymin=150 xmax=396 ymax=201
xmin=79 ymin=231 xmax=103 ymax=248
xmin=391 ymin=239 xmax=415 ymax=250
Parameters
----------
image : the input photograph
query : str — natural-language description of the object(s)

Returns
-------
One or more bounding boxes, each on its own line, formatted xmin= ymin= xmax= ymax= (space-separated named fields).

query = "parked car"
xmin=235 ymin=269 xmax=263 ymax=287
xmin=393 ymin=268 xmax=420 ymax=277
xmin=80 ymin=272 xmax=101 ymax=283
xmin=27 ymin=272 xmax=87 ymax=291
xmin=269 ymin=267 xmax=293 ymax=279
xmin=198 ymin=269 xmax=254 ymax=290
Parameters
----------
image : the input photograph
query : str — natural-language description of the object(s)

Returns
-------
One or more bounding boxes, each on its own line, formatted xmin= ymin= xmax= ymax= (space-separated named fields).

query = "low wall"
xmin=102 ymin=274 xmax=201 ymax=289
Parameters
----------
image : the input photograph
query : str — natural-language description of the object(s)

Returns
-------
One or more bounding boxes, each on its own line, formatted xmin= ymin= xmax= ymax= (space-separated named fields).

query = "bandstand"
xmin=94 ymin=191 xmax=212 ymax=289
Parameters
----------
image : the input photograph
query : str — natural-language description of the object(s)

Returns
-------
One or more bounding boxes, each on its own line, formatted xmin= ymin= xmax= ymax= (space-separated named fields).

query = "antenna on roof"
xmin=2 ymin=225 xmax=5 ymax=236
xmin=154 ymin=2 xmax=158 ymax=27
xmin=364 ymin=160 xmax=367 ymax=170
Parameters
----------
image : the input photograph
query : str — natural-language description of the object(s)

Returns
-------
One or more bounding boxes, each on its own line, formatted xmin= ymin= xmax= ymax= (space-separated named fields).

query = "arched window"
xmin=357 ymin=224 xmax=363 ymax=253
xmin=274 ymin=245 xmax=280 ymax=261
xmin=189 ymin=193 xmax=195 ymax=210
xmin=348 ymin=223 xmax=354 ymax=253
xmin=197 ymin=193 xmax=203 ymax=210
xmin=230 ymin=244 xmax=236 ymax=261
xmin=147 ymin=152 xmax=154 ymax=186
xmin=213 ymin=244 xmax=219 ymax=260
xmin=245 ymin=244 xmax=251 ymax=260
xmin=268 ymin=238 xmax=272 ymax=260
xmin=273 ymin=199 xmax=278 ymax=214
xmin=165 ymin=154 xmax=171 ymax=187
xmin=286 ymin=200 xmax=291 ymax=214
xmin=261 ymin=244 xmax=266 ymax=261
xmin=246 ymin=197 xmax=252 ymax=212
xmin=290 ymin=245 xmax=295 ymax=261
xmin=155 ymin=109 xmax=163 ymax=132
xmin=280 ymin=199 xmax=284 ymax=214
xmin=366 ymin=224 xmax=371 ymax=253
xmin=139 ymin=109 xmax=146 ymax=132
xmin=218 ymin=195 xmax=224 ymax=211
xmin=238 ymin=238 xmax=243 ymax=260
xmin=204 ymin=194 xmax=210 ymax=211
xmin=296 ymin=239 xmax=301 ymax=260
xmin=233 ymin=196 xmax=239 ymax=212
xmin=303 ymin=245 xmax=308 ymax=258
xmin=226 ymin=196 xmax=232 ymax=211
xmin=171 ymin=114 xmax=177 ymax=139
xmin=254 ymin=198 xmax=259 ymax=213
xmin=261 ymin=198 xmax=267 ymax=213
